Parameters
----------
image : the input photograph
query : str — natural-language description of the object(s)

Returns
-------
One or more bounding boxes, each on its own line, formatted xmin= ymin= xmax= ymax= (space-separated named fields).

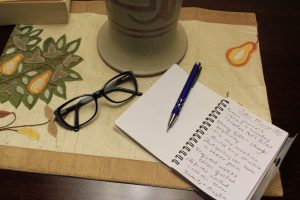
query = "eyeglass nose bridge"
xmin=93 ymin=89 xmax=105 ymax=99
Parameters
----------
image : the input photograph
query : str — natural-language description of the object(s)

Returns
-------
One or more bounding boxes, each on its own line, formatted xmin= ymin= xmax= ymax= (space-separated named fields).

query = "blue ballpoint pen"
xmin=167 ymin=62 xmax=202 ymax=131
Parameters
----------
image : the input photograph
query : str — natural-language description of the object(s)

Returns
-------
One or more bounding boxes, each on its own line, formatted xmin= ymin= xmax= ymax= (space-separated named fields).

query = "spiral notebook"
xmin=115 ymin=65 xmax=291 ymax=200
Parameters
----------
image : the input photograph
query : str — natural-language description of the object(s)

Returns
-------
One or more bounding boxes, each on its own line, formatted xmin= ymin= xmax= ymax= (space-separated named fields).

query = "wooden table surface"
xmin=0 ymin=0 xmax=299 ymax=200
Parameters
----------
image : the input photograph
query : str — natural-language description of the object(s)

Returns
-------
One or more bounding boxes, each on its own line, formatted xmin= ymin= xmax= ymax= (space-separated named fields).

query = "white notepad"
xmin=116 ymin=64 xmax=290 ymax=200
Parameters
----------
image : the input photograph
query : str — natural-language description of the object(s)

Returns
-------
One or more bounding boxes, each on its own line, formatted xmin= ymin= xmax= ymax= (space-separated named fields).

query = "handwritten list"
xmin=176 ymin=101 xmax=286 ymax=200
xmin=116 ymin=66 xmax=289 ymax=200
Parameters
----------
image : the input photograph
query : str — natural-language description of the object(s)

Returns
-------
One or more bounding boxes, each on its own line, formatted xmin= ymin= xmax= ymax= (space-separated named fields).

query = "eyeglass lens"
xmin=104 ymin=73 xmax=137 ymax=102
xmin=59 ymin=95 xmax=97 ymax=128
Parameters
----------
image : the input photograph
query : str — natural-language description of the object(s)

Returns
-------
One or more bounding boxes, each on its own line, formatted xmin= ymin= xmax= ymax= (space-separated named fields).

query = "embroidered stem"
xmin=0 ymin=112 xmax=16 ymax=129
xmin=0 ymin=127 xmax=18 ymax=132
xmin=0 ymin=119 xmax=51 ymax=132
xmin=8 ymin=119 xmax=51 ymax=129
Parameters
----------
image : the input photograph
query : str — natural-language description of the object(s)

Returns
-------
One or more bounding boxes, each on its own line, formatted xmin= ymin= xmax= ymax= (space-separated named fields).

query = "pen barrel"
xmin=168 ymin=64 xmax=201 ymax=130
xmin=172 ymin=97 xmax=185 ymax=115
xmin=183 ymin=64 xmax=200 ymax=91
xmin=172 ymin=64 xmax=200 ymax=115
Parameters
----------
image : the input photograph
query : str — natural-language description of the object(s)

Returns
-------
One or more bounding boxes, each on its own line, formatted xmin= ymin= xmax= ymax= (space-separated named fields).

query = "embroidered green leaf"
xmin=22 ymin=94 xmax=38 ymax=109
xmin=64 ymin=70 xmax=82 ymax=81
xmin=44 ymin=89 xmax=50 ymax=99
xmin=66 ymin=38 xmax=81 ymax=53
xmin=56 ymin=34 xmax=66 ymax=49
xmin=57 ymin=86 xmax=63 ymax=94
xmin=3 ymin=81 xmax=18 ymax=95
xmin=0 ymin=83 xmax=8 ymax=101
xmin=52 ymin=64 xmax=68 ymax=82
xmin=40 ymin=88 xmax=53 ymax=104
xmin=18 ymin=63 xmax=23 ymax=73
xmin=13 ymin=35 xmax=29 ymax=51
xmin=9 ymin=93 xmax=23 ymax=108
xmin=27 ymin=38 xmax=42 ymax=50
xmin=20 ymin=26 xmax=33 ymax=34
xmin=26 ymin=71 xmax=38 ymax=76
xmin=28 ymin=39 xmax=39 ymax=46
xmin=43 ymin=37 xmax=56 ymax=53
xmin=44 ymin=43 xmax=63 ymax=58
xmin=18 ymin=25 xmax=28 ymax=29
xmin=70 ymin=72 xmax=80 ymax=79
xmin=0 ymin=94 xmax=9 ymax=103
xmin=63 ymin=55 xmax=83 ymax=68
xmin=5 ymin=47 xmax=16 ymax=54
xmin=28 ymin=95 xmax=33 ymax=104
xmin=22 ymin=77 xmax=29 ymax=84
xmin=16 ymin=86 xmax=25 ymax=94
xmin=29 ymin=29 xmax=42 ymax=37
xmin=24 ymin=47 xmax=45 ymax=63
xmin=53 ymin=82 xmax=66 ymax=98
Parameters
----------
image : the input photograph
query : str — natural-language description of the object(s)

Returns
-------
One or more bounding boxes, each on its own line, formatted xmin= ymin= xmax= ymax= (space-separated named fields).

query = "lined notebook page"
xmin=173 ymin=100 xmax=288 ymax=200
xmin=116 ymin=64 xmax=223 ymax=165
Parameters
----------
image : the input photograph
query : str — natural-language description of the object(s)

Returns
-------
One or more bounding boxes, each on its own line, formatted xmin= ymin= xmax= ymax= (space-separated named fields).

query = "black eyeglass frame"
xmin=54 ymin=71 xmax=142 ymax=131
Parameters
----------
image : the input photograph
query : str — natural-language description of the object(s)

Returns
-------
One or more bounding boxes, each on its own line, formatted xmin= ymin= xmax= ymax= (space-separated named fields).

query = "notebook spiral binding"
xmin=171 ymin=99 xmax=229 ymax=165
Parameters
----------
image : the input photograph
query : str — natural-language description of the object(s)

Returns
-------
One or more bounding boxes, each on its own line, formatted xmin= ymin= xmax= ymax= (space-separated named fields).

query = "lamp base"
xmin=97 ymin=21 xmax=188 ymax=77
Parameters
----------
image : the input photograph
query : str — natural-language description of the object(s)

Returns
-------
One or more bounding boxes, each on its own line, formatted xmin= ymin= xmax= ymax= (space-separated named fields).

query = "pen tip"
xmin=167 ymin=124 xmax=173 ymax=132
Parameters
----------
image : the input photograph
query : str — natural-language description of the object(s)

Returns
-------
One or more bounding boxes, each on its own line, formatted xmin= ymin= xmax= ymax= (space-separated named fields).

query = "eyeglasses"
xmin=54 ymin=71 xmax=142 ymax=131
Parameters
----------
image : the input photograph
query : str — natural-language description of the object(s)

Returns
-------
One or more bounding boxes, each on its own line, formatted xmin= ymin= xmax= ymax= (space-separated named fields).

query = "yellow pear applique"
xmin=28 ymin=70 xmax=52 ymax=94
xmin=225 ymin=41 xmax=257 ymax=67
xmin=0 ymin=53 xmax=24 ymax=75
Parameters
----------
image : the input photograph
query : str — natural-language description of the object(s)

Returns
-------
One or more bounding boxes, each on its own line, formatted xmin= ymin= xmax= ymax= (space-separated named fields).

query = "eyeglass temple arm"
xmin=105 ymin=87 xmax=143 ymax=96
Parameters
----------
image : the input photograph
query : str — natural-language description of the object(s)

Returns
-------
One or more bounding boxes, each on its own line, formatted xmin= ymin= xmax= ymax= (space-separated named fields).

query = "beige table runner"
xmin=0 ymin=1 xmax=282 ymax=196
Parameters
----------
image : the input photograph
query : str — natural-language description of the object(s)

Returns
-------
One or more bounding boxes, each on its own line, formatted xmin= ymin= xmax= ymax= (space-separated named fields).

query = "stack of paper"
xmin=0 ymin=0 xmax=70 ymax=25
